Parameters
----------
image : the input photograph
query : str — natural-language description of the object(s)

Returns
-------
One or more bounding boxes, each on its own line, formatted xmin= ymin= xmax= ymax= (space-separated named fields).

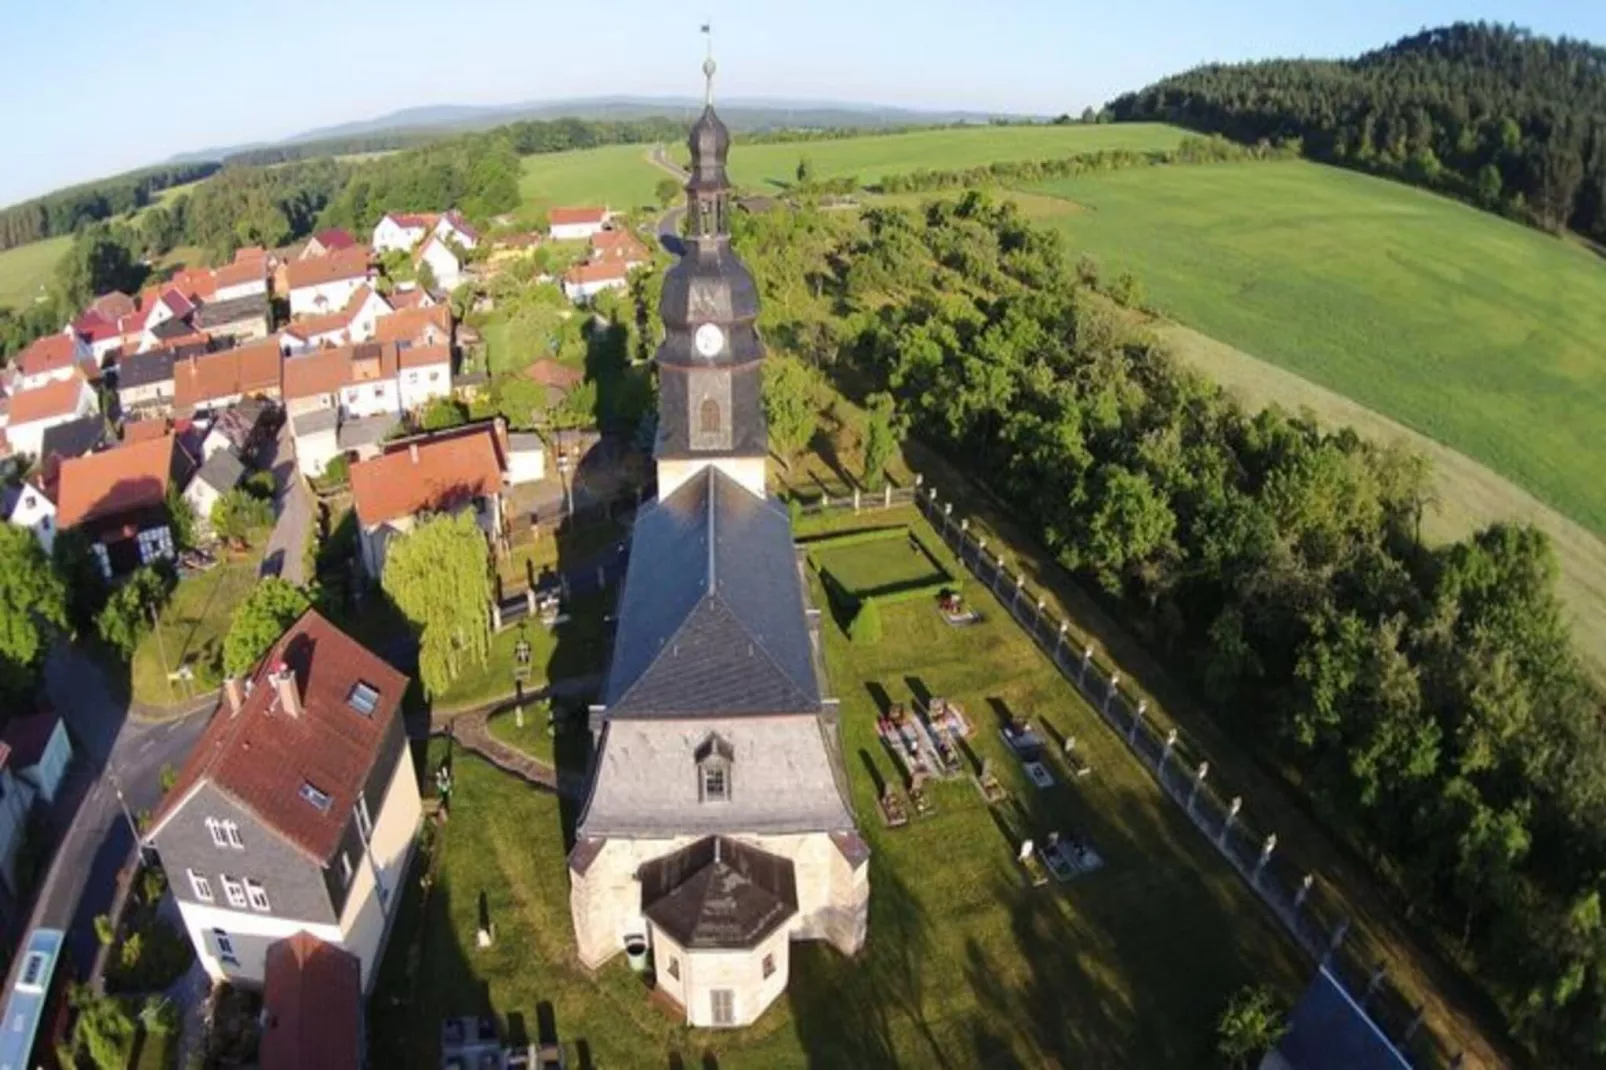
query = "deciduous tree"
xmin=381 ymin=512 xmax=492 ymax=699
xmin=0 ymin=526 xmax=68 ymax=704
xmin=223 ymin=579 xmax=311 ymax=677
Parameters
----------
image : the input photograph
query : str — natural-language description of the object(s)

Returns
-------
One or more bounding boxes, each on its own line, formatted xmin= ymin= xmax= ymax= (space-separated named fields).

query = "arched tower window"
xmin=699 ymin=397 xmax=721 ymax=435
xmin=696 ymin=733 xmax=733 ymax=803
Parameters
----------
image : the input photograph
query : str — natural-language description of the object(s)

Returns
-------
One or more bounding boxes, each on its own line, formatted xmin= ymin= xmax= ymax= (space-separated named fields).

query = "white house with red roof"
xmin=16 ymin=334 xmax=91 ymax=392
xmin=371 ymin=212 xmax=439 ymax=255
xmin=5 ymin=480 xmax=58 ymax=555
xmin=432 ymin=210 xmax=480 ymax=250
xmin=548 ymin=206 xmax=610 ymax=241
xmin=562 ymin=259 xmax=633 ymax=302
xmin=70 ymin=312 xmax=126 ymax=363
xmin=287 ymin=248 xmax=373 ymax=319
xmin=280 ymin=286 xmax=392 ymax=354
xmin=5 ymin=371 xmax=98 ymax=460
xmin=414 ymin=235 xmax=464 ymax=292
xmin=299 ymin=229 xmax=358 ymax=260
xmin=144 ymin=609 xmax=421 ymax=990
xmin=213 ymin=251 xmax=271 ymax=302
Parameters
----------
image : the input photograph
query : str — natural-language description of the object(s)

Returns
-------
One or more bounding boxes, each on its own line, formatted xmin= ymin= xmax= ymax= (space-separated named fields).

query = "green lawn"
xmin=131 ymin=545 xmax=266 ymax=707
xmin=430 ymin=591 xmax=612 ymax=713
xmin=808 ymin=530 xmax=948 ymax=598
xmin=702 ymin=123 xmax=1189 ymax=192
xmin=518 ymin=144 xmax=666 ymax=218
xmin=371 ymin=505 xmax=1304 ymax=1067
xmin=1024 ymin=159 xmax=1606 ymax=537
xmin=0 ymin=234 xmax=70 ymax=308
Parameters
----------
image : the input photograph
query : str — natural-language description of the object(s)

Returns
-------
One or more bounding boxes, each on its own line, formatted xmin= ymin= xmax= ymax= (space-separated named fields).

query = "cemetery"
xmin=371 ymin=505 xmax=1306 ymax=1067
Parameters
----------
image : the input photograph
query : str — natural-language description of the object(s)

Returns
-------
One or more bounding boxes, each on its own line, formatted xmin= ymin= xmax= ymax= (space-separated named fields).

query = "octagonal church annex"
xmin=566 ymin=58 xmax=871 ymax=1029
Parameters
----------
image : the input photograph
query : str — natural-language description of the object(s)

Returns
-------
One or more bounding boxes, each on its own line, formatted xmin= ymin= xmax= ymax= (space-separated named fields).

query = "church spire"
xmin=701 ymin=22 xmax=716 ymax=107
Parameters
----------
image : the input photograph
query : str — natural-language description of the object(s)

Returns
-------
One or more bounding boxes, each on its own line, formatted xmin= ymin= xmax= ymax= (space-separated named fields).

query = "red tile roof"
xmin=280 ymin=343 xmax=400 ymax=400
xmin=285 ymin=247 xmax=371 ymax=291
xmin=372 ymin=304 xmax=450 ymax=347
xmin=172 ymin=340 xmax=283 ymax=411
xmin=548 ymin=206 xmax=607 ymax=227
xmin=349 ymin=427 xmax=503 ymax=527
xmin=9 ymin=371 xmax=89 ymax=425
xmin=260 ymin=933 xmax=361 ymax=1070
xmin=214 ymin=256 xmax=267 ymax=290
xmin=285 ymin=285 xmax=387 ymax=341
xmin=564 ymin=259 xmax=630 ymax=286
xmin=87 ymin=292 xmax=136 ymax=322
xmin=590 ymin=228 xmax=649 ymax=262
xmin=310 ymin=228 xmax=357 ymax=252
xmin=523 ymin=359 xmax=584 ymax=389
xmin=165 ymin=268 xmax=217 ymax=304
xmin=386 ymin=212 xmax=439 ymax=230
xmin=18 ymin=334 xmax=82 ymax=379
xmin=149 ymin=609 xmax=408 ymax=861
xmin=439 ymin=210 xmax=479 ymax=242
xmin=156 ymin=288 xmax=196 ymax=319
xmin=56 ymin=433 xmax=178 ymax=528
xmin=396 ymin=342 xmax=450 ymax=370
xmin=72 ymin=311 xmax=122 ymax=343
xmin=122 ymin=417 xmax=171 ymax=444
xmin=385 ymin=288 xmax=432 ymax=311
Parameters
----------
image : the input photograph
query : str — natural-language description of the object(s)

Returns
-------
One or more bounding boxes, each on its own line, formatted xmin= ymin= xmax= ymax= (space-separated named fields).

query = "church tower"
xmin=654 ymin=54 xmax=768 ymax=500
xmin=566 ymin=46 xmax=870 ymax=1030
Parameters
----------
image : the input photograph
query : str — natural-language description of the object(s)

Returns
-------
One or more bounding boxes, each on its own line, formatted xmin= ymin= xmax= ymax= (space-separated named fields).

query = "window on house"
xmin=205 ymin=818 xmax=227 ymax=847
xmin=667 ymin=957 xmax=680 ymax=980
xmin=300 ymin=783 xmax=332 ymax=812
xmin=347 ymin=681 xmax=380 ymax=716
xmin=696 ymin=733 xmax=733 ymax=803
xmin=137 ymin=525 xmax=174 ymax=563
xmin=762 ymin=953 xmax=776 ymax=980
xmin=221 ymin=876 xmax=247 ymax=909
xmin=212 ymin=929 xmax=238 ymax=966
xmin=244 ymin=879 xmax=270 ymax=912
xmin=188 ymin=870 xmax=214 ymax=902
xmin=372 ymin=385 xmax=383 ymax=397
xmin=221 ymin=820 xmax=243 ymax=849
xmin=356 ymin=795 xmax=373 ymax=840
xmin=701 ymin=765 xmax=728 ymax=802
xmin=430 ymin=371 xmax=440 ymax=382
xmin=698 ymin=397 xmax=721 ymax=435
xmin=710 ymin=989 xmax=734 ymax=1026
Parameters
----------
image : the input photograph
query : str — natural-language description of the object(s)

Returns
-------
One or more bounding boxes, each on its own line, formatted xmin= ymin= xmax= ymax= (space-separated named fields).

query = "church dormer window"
xmin=699 ymin=398 xmax=722 ymax=436
xmin=696 ymin=732 xmax=734 ymax=803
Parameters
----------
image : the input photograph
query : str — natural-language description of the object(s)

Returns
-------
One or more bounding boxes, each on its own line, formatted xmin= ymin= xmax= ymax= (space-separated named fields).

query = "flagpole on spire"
xmin=700 ymin=21 xmax=716 ymax=107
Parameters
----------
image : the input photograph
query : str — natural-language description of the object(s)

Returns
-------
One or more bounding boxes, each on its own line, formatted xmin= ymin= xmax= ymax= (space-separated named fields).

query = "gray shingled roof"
xmin=193 ymin=293 xmax=269 ymax=329
xmin=604 ymin=466 xmax=819 ymax=717
xmin=640 ymin=836 xmax=797 ymax=950
xmin=1273 ymin=966 xmax=1412 ymax=1070
xmin=118 ymin=348 xmax=176 ymax=390
xmin=40 ymin=415 xmax=108 ymax=461
xmin=194 ymin=448 xmax=246 ymax=493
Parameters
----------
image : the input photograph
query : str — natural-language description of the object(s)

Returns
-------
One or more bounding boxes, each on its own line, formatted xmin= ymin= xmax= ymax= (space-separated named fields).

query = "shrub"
xmin=95 ymin=565 xmax=176 ymax=659
xmin=849 ymin=598 xmax=883 ymax=644
xmin=242 ymin=470 xmax=277 ymax=500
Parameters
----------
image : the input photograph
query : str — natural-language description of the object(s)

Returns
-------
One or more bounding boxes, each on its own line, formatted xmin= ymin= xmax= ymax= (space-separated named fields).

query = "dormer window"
xmin=699 ymin=398 xmax=721 ymax=436
xmin=696 ymin=732 xmax=733 ymax=803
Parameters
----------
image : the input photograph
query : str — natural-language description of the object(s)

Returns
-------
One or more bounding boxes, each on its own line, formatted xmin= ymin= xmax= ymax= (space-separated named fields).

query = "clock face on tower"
xmin=694 ymin=322 xmax=726 ymax=359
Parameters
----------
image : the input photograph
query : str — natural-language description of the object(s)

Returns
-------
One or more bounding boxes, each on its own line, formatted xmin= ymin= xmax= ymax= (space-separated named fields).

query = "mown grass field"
xmin=1023 ymin=159 xmax=1606 ymax=540
xmin=0 ymin=234 xmax=70 ymax=308
xmin=370 ymin=504 xmax=1305 ymax=1068
xmin=698 ymin=123 xmax=1189 ymax=192
xmin=518 ymin=144 xmax=666 ymax=218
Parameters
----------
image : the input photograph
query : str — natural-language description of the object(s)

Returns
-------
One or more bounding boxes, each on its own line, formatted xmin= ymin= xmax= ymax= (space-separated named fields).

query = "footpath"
xmin=421 ymin=676 xmax=600 ymax=801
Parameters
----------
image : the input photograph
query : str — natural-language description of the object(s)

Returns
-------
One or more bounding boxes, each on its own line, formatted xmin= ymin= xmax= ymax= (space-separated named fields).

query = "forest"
xmin=735 ymin=194 xmax=1606 ymax=1066
xmin=1109 ymin=22 xmax=1606 ymax=241
xmin=0 ymin=160 xmax=219 ymax=252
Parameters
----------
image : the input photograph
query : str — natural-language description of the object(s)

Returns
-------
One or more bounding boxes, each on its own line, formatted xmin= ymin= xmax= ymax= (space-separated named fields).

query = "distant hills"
xmin=170 ymin=96 xmax=1039 ymax=165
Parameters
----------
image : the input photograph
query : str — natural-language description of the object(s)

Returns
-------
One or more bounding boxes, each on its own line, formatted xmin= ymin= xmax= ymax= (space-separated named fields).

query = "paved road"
xmin=25 ymin=647 xmax=211 ymax=977
xmin=258 ymin=420 xmax=312 ymax=585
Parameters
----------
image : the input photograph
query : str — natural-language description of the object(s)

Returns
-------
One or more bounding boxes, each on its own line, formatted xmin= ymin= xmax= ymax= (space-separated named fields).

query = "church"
xmin=567 ymin=57 xmax=871 ymax=1029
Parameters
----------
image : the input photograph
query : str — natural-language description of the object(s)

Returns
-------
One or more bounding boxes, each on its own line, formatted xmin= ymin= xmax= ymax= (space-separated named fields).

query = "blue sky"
xmin=1 ymin=0 xmax=1602 ymax=206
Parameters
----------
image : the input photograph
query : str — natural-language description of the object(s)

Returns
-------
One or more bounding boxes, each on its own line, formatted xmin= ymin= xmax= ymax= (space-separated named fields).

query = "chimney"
xmin=409 ymin=441 xmax=419 ymax=463
xmin=223 ymin=676 xmax=244 ymax=715
xmin=268 ymin=660 xmax=301 ymax=718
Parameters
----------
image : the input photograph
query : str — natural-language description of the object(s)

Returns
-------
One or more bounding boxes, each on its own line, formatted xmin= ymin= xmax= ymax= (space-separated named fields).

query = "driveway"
xmin=257 ymin=420 xmax=312 ymax=585
xmin=13 ymin=647 xmax=212 ymax=981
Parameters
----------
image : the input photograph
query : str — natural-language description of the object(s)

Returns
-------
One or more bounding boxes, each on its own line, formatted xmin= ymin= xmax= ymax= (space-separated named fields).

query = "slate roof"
xmin=118 ymin=347 xmax=177 ymax=390
xmin=640 ymin=836 xmax=797 ymax=950
xmin=603 ymin=466 xmax=820 ymax=717
xmin=147 ymin=609 xmax=407 ymax=862
xmin=1272 ymin=966 xmax=1412 ymax=1070
xmin=147 ymin=316 xmax=200 ymax=344
xmin=194 ymin=448 xmax=246 ymax=493
xmin=40 ymin=415 xmax=109 ymax=462
xmin=260 ymin=932 xmax=362 ymax=1070
xmin=193 ymin=292 xmax=269 ymax=329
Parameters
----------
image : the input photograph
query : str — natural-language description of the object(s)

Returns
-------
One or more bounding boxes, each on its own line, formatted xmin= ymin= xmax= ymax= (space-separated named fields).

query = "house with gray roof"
xmin=193 ymin=293 xmax=271 ymax=344
xmin=184 ymin=447 xmax=247 ymax=535
xmin=116 ymin=347 xmax=177 ymax=417
xmin=567 ymin=70 xmax=868 ymax=1031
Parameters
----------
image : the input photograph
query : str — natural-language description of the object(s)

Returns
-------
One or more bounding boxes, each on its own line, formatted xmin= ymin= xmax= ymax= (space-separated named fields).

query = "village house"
xmin=371 ymin=213 xmax=437 ymax=254
xmin=506 ymin=433 xmax=546 ymax=485
xmin=193 ymin=293 xmax=272 ymax=344
xmin=286 ymin=248 xmax=372 ymax=319
xmin=16 ymin=334 xmax=91 ymax=392
xmin=144 ymin=609 xmax=421 ymax=991
xmin=172 ymin=340 xmax=283 ymax=418
xmin=299 ymin=229 xmax=358 ymax=260
xmin=523 ymin=358 xmax=585 ymax=409
xmin=348 ymin=424 xmax=505 ymax=578
xmin=139 ymin=317 xmax=210 ymax=356
xmin=548 ymin=206 xmax=609 ymax=241
xmin=69 ymin=310 xmax=127 ymax=365
xmin=384 ymin=286 xmax=435 ymax=311
xmin=4 ymin=480 xmax=58 ymax=555
xmin=166 ymin=267 xmax=219 ymax=305
xmin=562 ymin=259 xmax=632 ymax=302
xmin=259 ymin=932 xmax=363 ymax=1070
xmin=395 ymin=344 xmax=453 ymax=412
xmin=0 ymin=712 xmax=73 ymax=900
xmin=280 ymin=286 xmax=393 ymax=353
xmin=56 ymin=433 xmax=193 ymax=578
xmin=184 ymin=447 xmax=247 ymax=535
xmin=213 ymin=251 xmax=271 ymax=302
xmin=280 ymin=342 xmax=449 ymax=477
xmin=6 ymin=370 xmax=98 ymax=460
xmin=414 ymin=235 xmax=464 ymax=292
xmin=433 ymin=210 xmax=479 ymax=250
xmin=131 ymin=289 xmax=199 ymax=351
xmin=39 ymin=415 xmax=111 ymax=470
xmin=117 ymin=346 xmax=180 ymax=417
xmin=372 ymin=304 xmax=451 ymax=349
xmin=201 ymin=398 xmax=277 ymax=465
xmin=591 ymin=227 xmax=651 ymax=267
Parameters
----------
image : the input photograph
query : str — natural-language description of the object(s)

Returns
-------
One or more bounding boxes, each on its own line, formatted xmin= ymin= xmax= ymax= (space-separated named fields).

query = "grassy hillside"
xmin=0 ymin=234 xmax=70 ymax=308
xmin=517 ymin=143 xmax=665 ymax=216
xmin=1024 ymin=160 xmax=1606 ymax=538
xmin=703 ymin=123 xmax=1188 ymax=192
